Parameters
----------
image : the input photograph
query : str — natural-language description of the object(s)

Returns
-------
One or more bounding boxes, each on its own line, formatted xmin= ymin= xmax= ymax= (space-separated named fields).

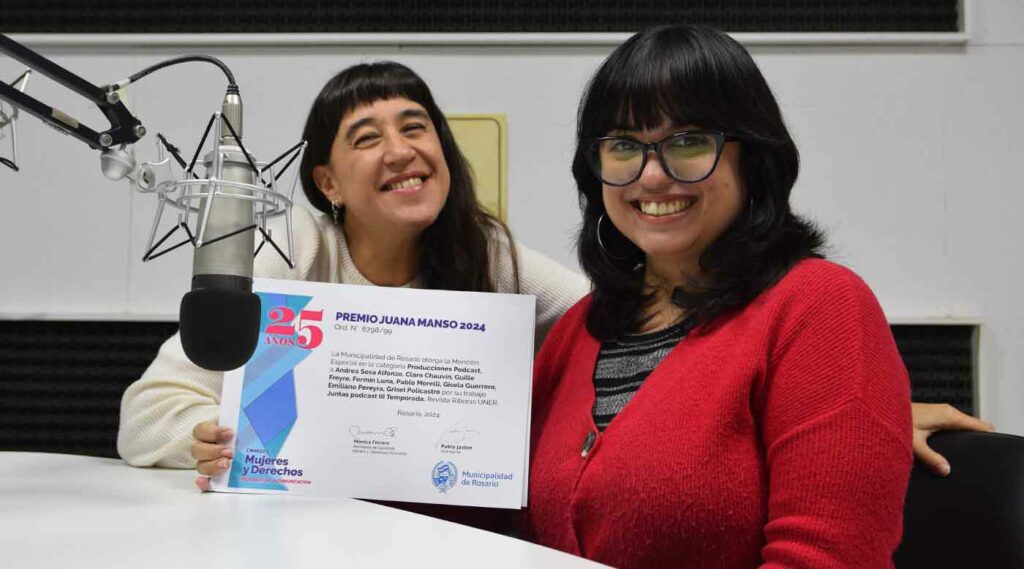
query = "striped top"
xmin=592 ymin=318 xmax=695 ymax=431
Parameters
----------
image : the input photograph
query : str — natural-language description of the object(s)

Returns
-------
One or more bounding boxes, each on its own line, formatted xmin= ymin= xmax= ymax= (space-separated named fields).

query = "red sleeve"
xmin=531 ymin=295 xmax=592 ymax=419
xmin=757 ymin=263 xmax=913 ymax=568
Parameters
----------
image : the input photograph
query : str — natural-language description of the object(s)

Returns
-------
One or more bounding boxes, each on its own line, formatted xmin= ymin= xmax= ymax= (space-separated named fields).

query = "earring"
xmin=331 ymin=200 xmax=343 ymax=224
xmin=596 ymin=213 xmax=635 ymax=262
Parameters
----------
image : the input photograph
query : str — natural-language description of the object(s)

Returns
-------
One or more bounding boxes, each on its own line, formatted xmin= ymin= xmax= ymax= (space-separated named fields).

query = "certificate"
xmin=210 ymin=278 xmax=536 ymax=509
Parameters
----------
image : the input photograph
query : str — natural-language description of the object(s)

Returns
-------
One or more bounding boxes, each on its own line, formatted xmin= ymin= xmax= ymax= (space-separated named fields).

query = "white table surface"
xmin=0 ymin=452 xmax=606 ymax=568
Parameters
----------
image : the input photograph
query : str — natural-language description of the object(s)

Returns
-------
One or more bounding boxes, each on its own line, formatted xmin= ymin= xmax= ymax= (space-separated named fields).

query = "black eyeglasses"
xmin=586 ymin=130 xmax=737 ymax=186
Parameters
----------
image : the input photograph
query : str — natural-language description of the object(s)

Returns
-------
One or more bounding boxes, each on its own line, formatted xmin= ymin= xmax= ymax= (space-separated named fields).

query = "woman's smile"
xmin=381 ymin=172 xmax=430 ymax=193
xmin=629 ymin=195 xmax=700 ymax=221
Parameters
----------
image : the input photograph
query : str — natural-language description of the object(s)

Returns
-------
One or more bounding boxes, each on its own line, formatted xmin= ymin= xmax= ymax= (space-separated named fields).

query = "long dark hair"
xmin=299 ymin=62 xmax=518 ymax=293
xmin=574 ymin=25 xmax=824 ymax=339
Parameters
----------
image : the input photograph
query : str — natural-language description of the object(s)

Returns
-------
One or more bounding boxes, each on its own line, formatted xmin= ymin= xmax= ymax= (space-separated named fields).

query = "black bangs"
xmin=584 ymin=25 xmax=778 ymax=144
xmin=587 ymin=26 xmax=737 ymax=137
xmin=599 ymin=63 xmax=694 ymax=135
xmin=336 ymin=64 xmax=432 ymax=118
xmin=601 ymin=71 xmax=699 ymax=135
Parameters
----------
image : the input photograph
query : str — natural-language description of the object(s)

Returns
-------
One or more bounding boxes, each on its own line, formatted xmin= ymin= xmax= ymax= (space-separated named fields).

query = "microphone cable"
xmin=107 ymin=55 xmax=237 ymax=94
xmin=128 ymin=55 xmax=236 ymax=87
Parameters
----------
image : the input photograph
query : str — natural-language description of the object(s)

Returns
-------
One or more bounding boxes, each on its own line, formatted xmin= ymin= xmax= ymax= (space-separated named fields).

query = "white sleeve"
xmin=117 ymin=208 xmax=325 ymax=468
xmin=490 ymin=233 xmax=590 ymax=352
xmin=116 ymin=332 xmax=222 ymax=468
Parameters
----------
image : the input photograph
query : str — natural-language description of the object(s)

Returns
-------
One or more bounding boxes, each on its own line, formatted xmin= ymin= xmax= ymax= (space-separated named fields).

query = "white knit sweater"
xmin=117 ymin=207 xmax=589 ymax=467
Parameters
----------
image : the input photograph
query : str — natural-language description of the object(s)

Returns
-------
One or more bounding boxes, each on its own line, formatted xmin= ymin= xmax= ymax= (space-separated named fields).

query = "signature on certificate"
xmin=435 ymin=421 xmax=481 ymax=449
xmin=349 ymin=425 xmax=398 ymax=438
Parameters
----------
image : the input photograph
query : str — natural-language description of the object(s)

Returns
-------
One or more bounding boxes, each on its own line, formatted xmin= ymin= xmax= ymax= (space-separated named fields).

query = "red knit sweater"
xmin=525 ymin=259 xmax=913 ymax=568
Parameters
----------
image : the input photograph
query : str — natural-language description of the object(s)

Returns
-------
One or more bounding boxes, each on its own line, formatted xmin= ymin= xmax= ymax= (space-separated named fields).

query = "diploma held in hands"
xmin=211 ymin=278 xmax=536 ymax=509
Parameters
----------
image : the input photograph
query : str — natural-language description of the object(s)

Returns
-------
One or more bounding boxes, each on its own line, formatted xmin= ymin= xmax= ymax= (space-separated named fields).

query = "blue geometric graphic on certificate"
xmin=227 ymin=291 xmax=314 ymax=491
xmin=244 ymin=370 xmax=296 ymax=455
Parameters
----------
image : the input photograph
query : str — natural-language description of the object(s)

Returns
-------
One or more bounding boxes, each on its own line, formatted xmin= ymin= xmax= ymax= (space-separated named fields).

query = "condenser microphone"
xmin=179 ymin=86 xmax=261 ymax=371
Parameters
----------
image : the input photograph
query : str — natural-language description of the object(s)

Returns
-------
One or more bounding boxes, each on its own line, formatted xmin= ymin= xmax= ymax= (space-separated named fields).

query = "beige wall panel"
xmin=447 ymin=114 xmax=507 ymax=222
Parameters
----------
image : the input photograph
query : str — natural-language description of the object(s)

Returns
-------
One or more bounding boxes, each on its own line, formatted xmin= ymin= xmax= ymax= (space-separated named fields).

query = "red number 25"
xmin=266 ymin=307 xmax=324 ymax=349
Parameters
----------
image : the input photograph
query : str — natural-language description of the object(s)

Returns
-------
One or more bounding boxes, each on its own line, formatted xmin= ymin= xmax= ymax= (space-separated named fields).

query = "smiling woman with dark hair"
xmin=117 ymin=61 xmax=588 ymax=477
xmin=527 ymin=25 xmax=913 ymax=568
xmin=573 ymin=25 xmax=823 ymax=338
xmin=298 ymin=62 xmax=513 ymax=294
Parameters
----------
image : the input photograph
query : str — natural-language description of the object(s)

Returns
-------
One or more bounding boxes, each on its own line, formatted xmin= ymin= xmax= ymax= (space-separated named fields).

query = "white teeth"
xmin=638 ymin=198 xmax=694 ymax=217
xmin=386 ymin=177 xmax=423 ymax=191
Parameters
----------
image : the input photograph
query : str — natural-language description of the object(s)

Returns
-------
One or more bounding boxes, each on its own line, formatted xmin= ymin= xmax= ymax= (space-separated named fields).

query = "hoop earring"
xmin=597 ymin=213 xmax=634 ymax=262
xmin=331 ymin=201 xmax=343 ymax=224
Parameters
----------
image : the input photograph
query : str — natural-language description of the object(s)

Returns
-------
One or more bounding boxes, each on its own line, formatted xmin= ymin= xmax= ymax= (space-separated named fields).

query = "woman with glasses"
xmin=526 ymin=25 xmax=913 ymax=567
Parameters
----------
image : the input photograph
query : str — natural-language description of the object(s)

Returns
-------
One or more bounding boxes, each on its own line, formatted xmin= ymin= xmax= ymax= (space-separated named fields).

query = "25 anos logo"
xmin=265 ymin=306 xmax=324 ymax=349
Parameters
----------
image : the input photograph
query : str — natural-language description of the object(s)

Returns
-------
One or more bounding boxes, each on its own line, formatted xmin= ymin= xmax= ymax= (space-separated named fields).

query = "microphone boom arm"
xmin=0 ymin=34 xmax=144 ymax=150
xmin=1 ymin=34 xmax=306 ymax=370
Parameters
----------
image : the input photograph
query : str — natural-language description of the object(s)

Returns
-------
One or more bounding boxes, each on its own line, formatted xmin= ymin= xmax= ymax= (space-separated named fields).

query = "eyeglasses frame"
xmin=586 ymin=130 xmax=739 ymax=187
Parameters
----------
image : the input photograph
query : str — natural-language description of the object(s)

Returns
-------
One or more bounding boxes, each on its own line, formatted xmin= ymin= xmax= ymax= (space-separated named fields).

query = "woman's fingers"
xmin=196 ymin=457 xmax=231 ymax=477
xmin=911 ymin=403 xmax=994 ymax=432
xmin=191 ymin=421 xmax=235 ymax=462
xmin=192 ymin=420 xmax=235 ymax=482
xmin=935 ymin=404 xmax=994 ymax=432
xmin=910 ymin=403 xmax=996 ymax=477
xmin=195 ymin=476 xmax=212 ymax=492
xmin=912 ymin=428 xmax=952 ymax=477
xmin=192 ymin=440 xmax=233 ymax=462
xmin=192 ymin=421 xmax=234 ymax=443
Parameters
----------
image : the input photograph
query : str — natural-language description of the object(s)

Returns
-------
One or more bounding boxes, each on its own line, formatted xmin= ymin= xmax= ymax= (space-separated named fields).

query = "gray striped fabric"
xmin=592 ymin=319 xmax=693 ymax=430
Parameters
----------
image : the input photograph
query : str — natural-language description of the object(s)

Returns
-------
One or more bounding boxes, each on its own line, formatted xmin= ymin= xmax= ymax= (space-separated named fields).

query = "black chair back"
xmin=895 ymin=430 xmax=1024 ymax=568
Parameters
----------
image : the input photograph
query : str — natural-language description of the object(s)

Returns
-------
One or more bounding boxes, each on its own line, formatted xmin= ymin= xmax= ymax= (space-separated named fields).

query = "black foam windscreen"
xmin=179 ymin=288 xmax=261 ymax=371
